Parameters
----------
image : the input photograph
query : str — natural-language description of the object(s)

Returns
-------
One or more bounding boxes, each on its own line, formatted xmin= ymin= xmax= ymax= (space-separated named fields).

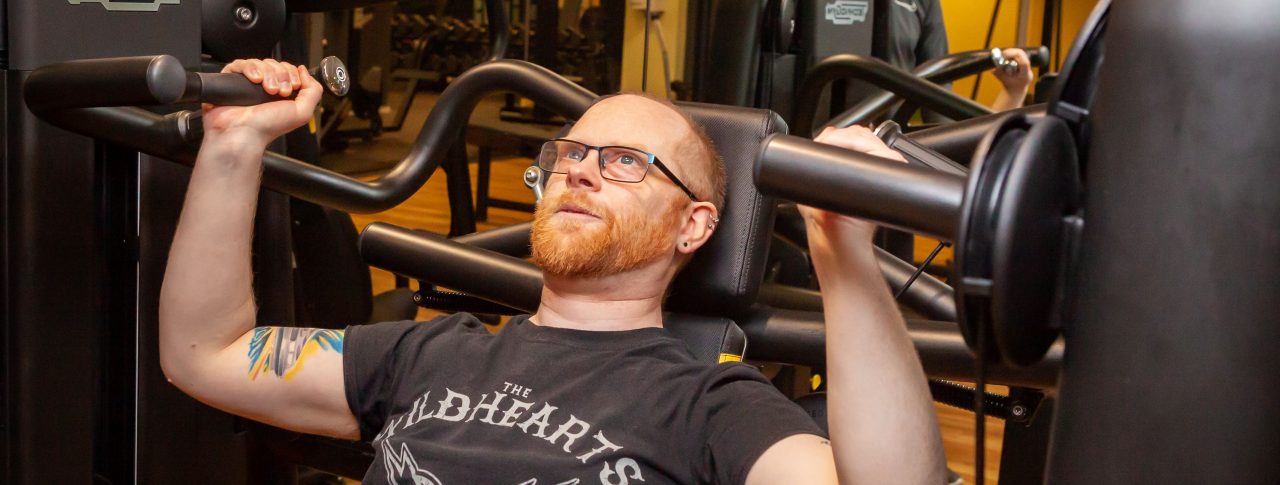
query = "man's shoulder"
xmin=664 ymin=361 xmax=777 ymax=400
xmin=347 ymin=312 xmax=495 ymax=349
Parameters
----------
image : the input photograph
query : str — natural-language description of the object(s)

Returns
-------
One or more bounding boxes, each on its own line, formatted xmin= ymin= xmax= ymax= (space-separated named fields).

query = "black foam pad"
xmin=667 ymin=102 xmax=787 ymax=318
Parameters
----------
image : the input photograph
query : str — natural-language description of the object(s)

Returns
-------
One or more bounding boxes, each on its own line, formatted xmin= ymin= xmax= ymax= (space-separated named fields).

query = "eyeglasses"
xmin=536 ymin=138 xmax=700 ymax=201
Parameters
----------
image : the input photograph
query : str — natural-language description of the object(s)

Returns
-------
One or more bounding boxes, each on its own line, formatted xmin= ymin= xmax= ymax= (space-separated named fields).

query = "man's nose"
xmin=565 ymin=150 xmax=602 ymax=192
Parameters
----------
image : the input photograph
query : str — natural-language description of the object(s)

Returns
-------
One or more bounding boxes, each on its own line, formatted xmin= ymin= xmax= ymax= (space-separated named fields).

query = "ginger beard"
xmin=531 ymin=189 xmax=687 ymax=278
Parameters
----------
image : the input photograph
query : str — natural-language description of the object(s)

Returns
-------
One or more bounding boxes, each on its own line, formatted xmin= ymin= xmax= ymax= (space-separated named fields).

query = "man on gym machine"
xmin=159 ymin=59 xmax=945 ymax=484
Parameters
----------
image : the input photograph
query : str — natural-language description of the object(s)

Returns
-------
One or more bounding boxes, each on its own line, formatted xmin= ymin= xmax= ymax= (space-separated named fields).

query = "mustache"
xmin=543 ymin=191 xmax=611 ymax=220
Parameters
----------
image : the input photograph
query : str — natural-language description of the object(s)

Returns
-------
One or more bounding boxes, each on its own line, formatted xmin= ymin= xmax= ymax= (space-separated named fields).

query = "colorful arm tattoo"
xmin=247 ymin=327 xmax=345 ymax=381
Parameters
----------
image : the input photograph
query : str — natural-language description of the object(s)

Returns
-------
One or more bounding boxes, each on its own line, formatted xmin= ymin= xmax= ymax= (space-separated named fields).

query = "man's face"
xmin=530 ymin=96 xmax=698 ymax=278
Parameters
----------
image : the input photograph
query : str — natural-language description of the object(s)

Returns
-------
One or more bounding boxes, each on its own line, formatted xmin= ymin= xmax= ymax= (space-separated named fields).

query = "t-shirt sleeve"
xmin=700 ymin=363 xmax=825 ymax=485
xmin=344 ymin=316 xmax=482 ymax=441
xmin=343 ymin=320 xmax=421 ymax=441
xmin=916 ymin=0 xmax=950 ymax=65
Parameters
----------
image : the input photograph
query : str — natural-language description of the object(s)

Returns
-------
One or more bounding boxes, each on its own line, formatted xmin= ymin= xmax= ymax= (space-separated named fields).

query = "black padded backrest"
xmin=291 ymin=199 xmax=373 ymax=328
xmin=690 ymin=0 xmax=765 ymax=106
xmin=666 ymin=102 xmax=786 ymax=318
xmin=664 ymin=313 xmax=748 ymax=364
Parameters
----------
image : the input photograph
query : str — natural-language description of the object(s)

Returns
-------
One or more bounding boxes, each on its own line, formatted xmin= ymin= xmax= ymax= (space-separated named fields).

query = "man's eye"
xmin=618 ymin=154 xmax=639 ymax=165
xmin=564 ymin=150 xmax=585 ymax=160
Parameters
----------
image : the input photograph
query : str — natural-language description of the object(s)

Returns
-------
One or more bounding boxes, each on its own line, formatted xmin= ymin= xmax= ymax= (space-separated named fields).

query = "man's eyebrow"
xmin=622 ymin=143 xmax=652 ymax=153
xmin=579 ymin=139 xmax=653 ymax=154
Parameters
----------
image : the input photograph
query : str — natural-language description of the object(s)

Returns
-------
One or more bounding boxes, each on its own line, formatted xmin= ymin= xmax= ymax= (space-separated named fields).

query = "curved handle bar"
xmin=273 ymin=60 xmax=593 ymax=212
xmin=754 ymin=134 xmax=966 ymax=241
xmin=484 ymin=0 xmax=511 ymax=62
xmin=810 ymin=47 xmax=1049 ymax=135
xmin=908 ymin=103 xmax=1047 ymax=164
xmin=26 ymin=59 xmax=596 ymax=213
xmin=24 ymin=58 xmax=593 ymax=212
xmin=793 ymin=54 xmax=992 ymax=138
xmin=360 ymin=222 xmax=544 ymax=313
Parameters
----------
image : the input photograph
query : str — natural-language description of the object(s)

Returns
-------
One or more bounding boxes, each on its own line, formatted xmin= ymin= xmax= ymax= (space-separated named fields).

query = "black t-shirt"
xmin=833 ymin=0 xmax=950 ymax=124
xmin=344 ymin=314 xmax=823 ymax=485
xmin=883 ymin=0 xmax=949 ymax=71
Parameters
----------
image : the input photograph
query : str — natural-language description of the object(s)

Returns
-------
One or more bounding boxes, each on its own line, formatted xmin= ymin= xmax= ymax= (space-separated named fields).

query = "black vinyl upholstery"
xmin=292 ymin=200 xmax=418 ymax=326
xmin=667 ymin=102 xmax=787 ymax=319
xmin=664 ymin=313 xmax=748 ymax=364
xmin=690 ymin=0 xmax=765 ymax=106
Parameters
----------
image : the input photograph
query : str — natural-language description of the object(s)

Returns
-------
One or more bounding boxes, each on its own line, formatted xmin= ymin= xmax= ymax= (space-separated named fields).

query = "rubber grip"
xmin=194 ymin=72 xmax=293 ymax=106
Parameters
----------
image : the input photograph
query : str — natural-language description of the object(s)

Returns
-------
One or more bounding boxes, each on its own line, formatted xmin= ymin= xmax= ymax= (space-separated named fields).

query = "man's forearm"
xmin=158 ymin=137 xmax=267 ymax=379
xmin=817 ymin=245 xmax=946 ymax=484
xmin=991 ymin=85 xmax=1028 ymax=112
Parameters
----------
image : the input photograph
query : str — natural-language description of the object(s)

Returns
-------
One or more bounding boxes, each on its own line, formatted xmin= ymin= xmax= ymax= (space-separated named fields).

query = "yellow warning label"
xmin=308 ymin=116 xmax=318 ymax=134
xmin=718 ymin=353 xmax=743 ymax=363
xmin=811 ymin=374 xmax=823 ymax=391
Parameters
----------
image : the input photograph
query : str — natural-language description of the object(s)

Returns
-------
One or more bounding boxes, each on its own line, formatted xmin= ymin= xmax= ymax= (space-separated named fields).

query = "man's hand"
xmin=992 ymin=48 xmax=1034 ymax=93
xmin=202 ymin=58 xmax=323 ymax=151
xmin=799 ymin=125 xmax=908 ymax=269
xmin=991 ymin=48 xmax=1034 ymax=111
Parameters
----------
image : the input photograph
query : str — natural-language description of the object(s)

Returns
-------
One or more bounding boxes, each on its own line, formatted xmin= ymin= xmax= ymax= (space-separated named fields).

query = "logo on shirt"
xmin=66 ymin=0 xmax=181 ymax=11
xmin=382 ymin=435 xmax=445 ymax=485
xmin=825 ymin=0 xmax=870 ymax=25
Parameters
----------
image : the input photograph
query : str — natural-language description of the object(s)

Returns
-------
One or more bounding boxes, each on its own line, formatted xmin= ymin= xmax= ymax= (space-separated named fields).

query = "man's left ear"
xmin=677 ymin=201 xmax=719 ymax=255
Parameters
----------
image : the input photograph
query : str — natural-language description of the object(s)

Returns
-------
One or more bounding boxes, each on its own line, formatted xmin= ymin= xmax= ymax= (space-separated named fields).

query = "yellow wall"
xmin=941 ymin=0 xmax=1101 ymax=105
xmin=616 ymin=0 xmax=1102 ymax=102
xmin=619 ymin=0 xmax=688 ymax=98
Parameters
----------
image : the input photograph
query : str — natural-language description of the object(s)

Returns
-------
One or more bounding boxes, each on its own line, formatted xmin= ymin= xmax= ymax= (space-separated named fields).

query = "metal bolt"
xmin=1011 ymin=404 xmax=1028 ymax=418
xmin=412 ymin=293 xmax=422 ymax=303
xmin=235 ymin=6 xmax=255 ymax=23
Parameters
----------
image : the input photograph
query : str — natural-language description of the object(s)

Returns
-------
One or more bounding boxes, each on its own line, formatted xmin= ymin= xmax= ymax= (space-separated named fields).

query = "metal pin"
xmin=524 ymin=166 xmax=544 ymax=203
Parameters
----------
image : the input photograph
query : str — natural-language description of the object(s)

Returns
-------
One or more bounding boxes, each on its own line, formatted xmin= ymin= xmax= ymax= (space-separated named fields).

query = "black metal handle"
xmin=793 ymin=54 xmax=993 ymax=137
xmin=191 ymin=56 xmax=350 ymax=106
xmin=263 ymin=60 xmax=594 ymax=212
xmin=908 ymin=103 xmax=1048 ymax=164
xmin=26 ymin=59 xmax=597 ymax=213
xmin=815 ymin=47 xmax=1050 ymax=134
xmin=359 ymin=222 xmax=544 ymax=313
xmin=25 ymin=54 xmax=350 ymax=111
xmin=754 ymin=134 xmax=966 ymax=241
xmin=24 ymin=55 xmax=189 ymax=112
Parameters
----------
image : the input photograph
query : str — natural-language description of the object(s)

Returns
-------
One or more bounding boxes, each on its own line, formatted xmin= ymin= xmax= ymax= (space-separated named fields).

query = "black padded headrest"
xmin=666 ymin=102 xmax=787 ymax=317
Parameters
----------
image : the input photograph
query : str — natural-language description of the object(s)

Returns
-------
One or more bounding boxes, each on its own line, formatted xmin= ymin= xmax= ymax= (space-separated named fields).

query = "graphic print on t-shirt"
xmin=371 ymin=380 xmax=645 ymax=485
xmin=379 ymin=430 xmax=444 ymax=485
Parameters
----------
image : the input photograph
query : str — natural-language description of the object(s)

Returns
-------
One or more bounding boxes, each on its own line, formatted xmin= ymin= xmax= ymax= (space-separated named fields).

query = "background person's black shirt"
xmin=883 ymin=0 xmax=949 ymax=71
xmin=344 ymin=314 xmax=824 ymax=485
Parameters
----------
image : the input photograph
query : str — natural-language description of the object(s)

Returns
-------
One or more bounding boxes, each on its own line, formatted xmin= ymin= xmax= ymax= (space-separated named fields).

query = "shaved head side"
xmin=584 ymin=93 xmax=726 ymax=210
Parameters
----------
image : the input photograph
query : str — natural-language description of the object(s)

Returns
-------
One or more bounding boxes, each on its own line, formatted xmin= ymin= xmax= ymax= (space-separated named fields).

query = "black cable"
xmin=895 ymin=241 xmax=948 ymax=300
xmin=970 ymin=0 xmax=1004 ymax=100
xmin=641 ymin=0 xmax=651 ymax=93
xmin=974 ymin=306 xmax=988 ymax=485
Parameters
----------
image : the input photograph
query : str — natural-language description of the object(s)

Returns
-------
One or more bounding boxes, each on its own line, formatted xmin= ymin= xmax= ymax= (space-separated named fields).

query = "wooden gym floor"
xmin=333 ymin=91 xmax=1006 ymax=484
